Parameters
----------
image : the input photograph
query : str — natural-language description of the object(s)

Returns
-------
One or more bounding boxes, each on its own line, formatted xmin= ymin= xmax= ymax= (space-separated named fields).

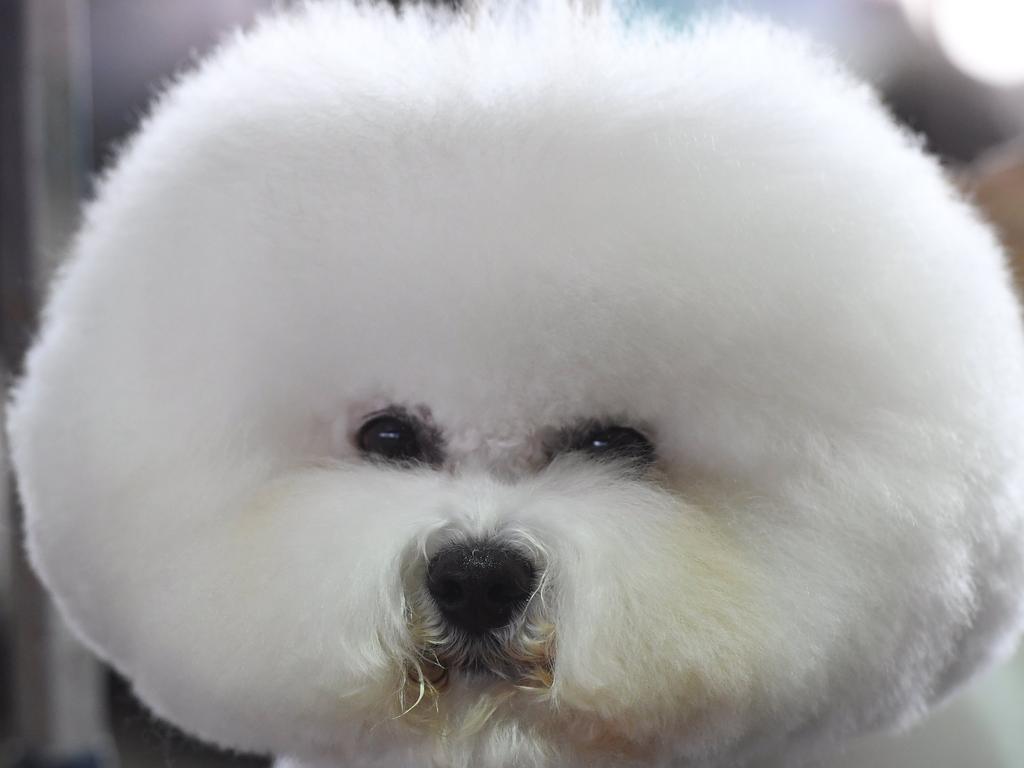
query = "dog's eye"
xmin=568 ymin=425 xmax=655 ymax=466
xmin=357 ymin=414 xmax=426 ymax=464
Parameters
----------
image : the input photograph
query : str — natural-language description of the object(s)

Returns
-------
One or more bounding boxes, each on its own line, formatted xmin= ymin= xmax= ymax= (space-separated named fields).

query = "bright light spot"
xmin=930 ymin=0 xmax=1024 ymax=87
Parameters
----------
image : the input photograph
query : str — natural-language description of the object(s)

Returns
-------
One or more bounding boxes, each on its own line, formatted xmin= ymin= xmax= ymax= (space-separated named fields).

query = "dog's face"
xmin=9 ymin=5 xmax=1024 ymax=768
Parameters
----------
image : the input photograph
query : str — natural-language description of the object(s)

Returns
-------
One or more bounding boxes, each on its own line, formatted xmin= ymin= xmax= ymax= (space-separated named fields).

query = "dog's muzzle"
xmin=426 ymin=541 xmax=536 ymax=635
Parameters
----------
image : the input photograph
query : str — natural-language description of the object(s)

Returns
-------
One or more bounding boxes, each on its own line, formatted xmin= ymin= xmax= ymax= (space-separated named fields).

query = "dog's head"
xmin=9 ymin=4 xmax=1024 ymax=767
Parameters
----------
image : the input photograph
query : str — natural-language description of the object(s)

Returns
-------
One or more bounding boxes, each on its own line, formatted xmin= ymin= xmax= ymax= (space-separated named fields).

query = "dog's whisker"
xmin=396 ymin=669 xmax=429 ymax=719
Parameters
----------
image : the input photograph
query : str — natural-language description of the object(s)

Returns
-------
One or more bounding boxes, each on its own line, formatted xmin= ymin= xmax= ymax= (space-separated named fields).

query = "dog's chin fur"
xmin=7 ymin=2 xmax=1024 ymax=767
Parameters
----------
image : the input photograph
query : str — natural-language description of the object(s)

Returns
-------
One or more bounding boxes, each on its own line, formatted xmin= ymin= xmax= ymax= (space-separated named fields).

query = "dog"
xmin=8 ymin=3 xmax=1024 ymax=767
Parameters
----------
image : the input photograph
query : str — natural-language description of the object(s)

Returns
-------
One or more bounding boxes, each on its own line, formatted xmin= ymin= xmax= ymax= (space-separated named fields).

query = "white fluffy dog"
xmin=8 ymin=3 xmax=1024 ymax=767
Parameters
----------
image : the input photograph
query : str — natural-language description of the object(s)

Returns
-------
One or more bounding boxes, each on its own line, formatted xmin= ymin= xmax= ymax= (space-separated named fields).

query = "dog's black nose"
xmin=426 ymin=542 xmax=536 ymax=635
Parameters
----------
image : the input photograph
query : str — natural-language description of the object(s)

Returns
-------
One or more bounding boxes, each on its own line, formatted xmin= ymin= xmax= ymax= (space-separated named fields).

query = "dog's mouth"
xmin=405 ymin=620 xmax=557 ymax=694
xmin=395 ymin=583 xmax=662 ymax=762
xmin=397 ymin=585 xmax=557 ymax=730
xmin=394 ymin=621 xmax=658 ymax=763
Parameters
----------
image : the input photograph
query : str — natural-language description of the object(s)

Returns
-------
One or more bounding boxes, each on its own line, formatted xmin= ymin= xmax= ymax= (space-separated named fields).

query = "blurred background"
xmin=1 ymin=1 xmax=1023 ymax=766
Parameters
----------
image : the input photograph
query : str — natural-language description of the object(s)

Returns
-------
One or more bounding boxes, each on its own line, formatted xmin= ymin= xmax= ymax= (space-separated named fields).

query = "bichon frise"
xmin=8 ymin=3 xmax=1024 ymax=767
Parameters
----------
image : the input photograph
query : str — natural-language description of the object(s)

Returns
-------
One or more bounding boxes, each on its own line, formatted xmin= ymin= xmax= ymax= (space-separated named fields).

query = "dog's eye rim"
xmin=556 ymin=422 xmax=656 ymax=467
xmin=355 ymin=408 xmax=443 ymax=467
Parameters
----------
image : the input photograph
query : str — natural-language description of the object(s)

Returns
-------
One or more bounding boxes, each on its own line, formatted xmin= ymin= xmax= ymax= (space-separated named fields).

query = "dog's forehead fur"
xmin=70 ymin=4 xmax=1017 ymax=465
xmin=8 ymin=2 xmax=1024 ymax=767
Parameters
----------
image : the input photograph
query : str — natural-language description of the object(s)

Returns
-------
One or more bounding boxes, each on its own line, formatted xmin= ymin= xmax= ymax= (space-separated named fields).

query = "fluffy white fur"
xmin=7 ymin=2 xmax=1024 ymax=767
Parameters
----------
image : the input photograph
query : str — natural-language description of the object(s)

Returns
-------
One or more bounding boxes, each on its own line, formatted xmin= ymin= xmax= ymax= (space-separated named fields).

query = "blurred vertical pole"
xmin=1 ymin=1 xmax=117 ymax=766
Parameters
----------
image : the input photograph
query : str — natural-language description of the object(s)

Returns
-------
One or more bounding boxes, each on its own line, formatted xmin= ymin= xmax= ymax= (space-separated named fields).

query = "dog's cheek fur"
xmin=17 ymin=461 xmax=432 ymax=758
xmin=711 ymin=423 xmax=1024 ymax=765
xmin=517 ymin=471 xmax=770 ymax=748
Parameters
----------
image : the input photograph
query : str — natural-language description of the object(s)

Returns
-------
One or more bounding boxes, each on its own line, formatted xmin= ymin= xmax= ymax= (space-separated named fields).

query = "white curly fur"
xmin=7 ymin=2 xmax=1024 ymax=767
